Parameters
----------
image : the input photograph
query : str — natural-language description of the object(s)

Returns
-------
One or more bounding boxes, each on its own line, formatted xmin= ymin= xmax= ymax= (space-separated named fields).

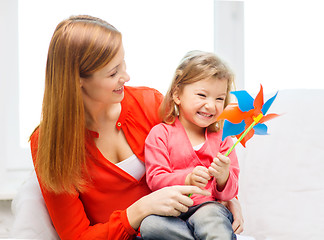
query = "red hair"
xmin=34 ymin=15 xmax=122 ymax=194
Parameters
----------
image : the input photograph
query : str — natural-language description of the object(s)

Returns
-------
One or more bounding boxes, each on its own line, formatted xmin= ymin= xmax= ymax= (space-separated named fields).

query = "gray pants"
xmin=140 ymin=201 xmax=236 ymax=240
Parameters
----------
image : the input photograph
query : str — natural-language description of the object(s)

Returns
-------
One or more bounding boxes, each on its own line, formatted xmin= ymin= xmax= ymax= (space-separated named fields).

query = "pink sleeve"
xmin=212 ymin=136 xmax=240 ymax=201
xmin=145 ymin=124 xmax=191 ymax=191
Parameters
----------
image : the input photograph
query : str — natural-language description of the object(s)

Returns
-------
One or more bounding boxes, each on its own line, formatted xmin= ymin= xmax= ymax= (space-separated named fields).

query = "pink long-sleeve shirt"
xmin=145 ymin=118 xmax=239 ymax=205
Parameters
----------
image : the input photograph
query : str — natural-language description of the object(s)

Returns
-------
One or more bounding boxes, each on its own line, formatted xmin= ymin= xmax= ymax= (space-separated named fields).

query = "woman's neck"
xmin=84 ymin=101 xmax=121 ymax=131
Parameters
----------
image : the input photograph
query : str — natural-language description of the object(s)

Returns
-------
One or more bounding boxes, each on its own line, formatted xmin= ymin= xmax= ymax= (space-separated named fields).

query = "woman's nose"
xmin=120 ymin=71 xmax=130 ymax=83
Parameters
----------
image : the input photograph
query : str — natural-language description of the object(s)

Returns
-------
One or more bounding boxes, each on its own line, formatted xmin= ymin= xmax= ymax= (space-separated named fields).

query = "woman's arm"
xmin=31 ymin=131 xmax=138 ymax=240
xmin=219 ymin=198 xmax=244 ymax=234
xmin=127 ymin=185 xmax=211 ymax=230
xmin=39 ymin=185 xmax=140 ymax=240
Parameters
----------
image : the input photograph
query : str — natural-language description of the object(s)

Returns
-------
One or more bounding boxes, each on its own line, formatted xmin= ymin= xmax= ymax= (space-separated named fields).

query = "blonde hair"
xmin=160 ymin=50 xmax=235 ymax=132
xmin=34 ymin=15 xmax=122 ymax=194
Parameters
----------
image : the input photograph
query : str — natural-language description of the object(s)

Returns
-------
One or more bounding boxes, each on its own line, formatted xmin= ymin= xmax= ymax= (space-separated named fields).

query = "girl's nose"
xmin=205 ymin=99 xmax=216 ymax=111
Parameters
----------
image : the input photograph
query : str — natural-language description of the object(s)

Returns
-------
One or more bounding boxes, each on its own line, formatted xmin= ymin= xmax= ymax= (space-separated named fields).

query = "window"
xmin=244 ymin=1 xmax=324 ymax=94
xmin=6 ymin=0 xmax=245 ymax=198
xmin=18 ymin=0 xmax=215 ymax=148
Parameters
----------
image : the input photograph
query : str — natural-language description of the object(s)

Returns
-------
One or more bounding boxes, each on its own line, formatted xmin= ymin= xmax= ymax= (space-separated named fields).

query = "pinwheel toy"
xmin=217 ymin=85 xmax=279 ymax=157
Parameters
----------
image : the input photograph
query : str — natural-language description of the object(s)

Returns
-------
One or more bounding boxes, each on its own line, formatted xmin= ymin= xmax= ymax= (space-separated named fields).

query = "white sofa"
xmin=11 ymin=89 xmax=324 ymax=240
xmin=235 ymin=89 xmax=324 ymax=240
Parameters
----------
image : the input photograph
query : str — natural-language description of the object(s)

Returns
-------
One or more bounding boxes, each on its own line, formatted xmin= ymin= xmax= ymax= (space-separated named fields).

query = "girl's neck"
xmin=185 ymin=129 xmax=206 ymax=147
xmin=178 ymin=118 xmax=206 ymax=146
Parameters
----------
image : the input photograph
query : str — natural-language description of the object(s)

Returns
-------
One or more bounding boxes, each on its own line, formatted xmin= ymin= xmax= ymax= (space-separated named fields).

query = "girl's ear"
xmin=172 ymin=87 xmax=181 ymax=105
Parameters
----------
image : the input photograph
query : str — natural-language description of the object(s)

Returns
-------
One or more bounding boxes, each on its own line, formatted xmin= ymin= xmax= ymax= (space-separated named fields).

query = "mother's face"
xmin=80 ymin=45 xmax=130 ymax=106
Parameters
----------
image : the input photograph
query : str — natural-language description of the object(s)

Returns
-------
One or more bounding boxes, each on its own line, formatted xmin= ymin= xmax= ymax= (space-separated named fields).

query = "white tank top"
xmin=116 ymin=154 xmax=146 ymax=180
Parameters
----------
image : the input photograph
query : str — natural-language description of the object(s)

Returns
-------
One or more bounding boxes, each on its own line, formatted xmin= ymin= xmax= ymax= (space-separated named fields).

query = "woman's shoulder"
xmin=123 ymin=86 xmax=164 ymax=121
xmin=125 ymin=86 xmax=163 ymax=98
xmin=29 ymin=127 xmax=40 ymax=164
xmin=30 ymin=127 xmax=40 ymax=145
xmin=124 ymin=85 xmax=164 ymax=102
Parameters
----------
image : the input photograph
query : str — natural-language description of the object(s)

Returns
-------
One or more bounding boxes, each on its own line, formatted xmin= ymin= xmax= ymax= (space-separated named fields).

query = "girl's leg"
xmin=140 ymin=214 xmax=194 ymax=240
xmin=187 ymin=202 xmax=236 ymax=240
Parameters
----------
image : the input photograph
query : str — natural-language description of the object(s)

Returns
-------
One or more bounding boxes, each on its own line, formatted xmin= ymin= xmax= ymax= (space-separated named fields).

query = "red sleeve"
xmin=30 ymin=131 xmax=137 ymax=240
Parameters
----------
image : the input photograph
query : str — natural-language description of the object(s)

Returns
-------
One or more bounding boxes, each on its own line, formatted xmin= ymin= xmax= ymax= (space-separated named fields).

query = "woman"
xmin=28 ymin=15 xmax=244 ymax=239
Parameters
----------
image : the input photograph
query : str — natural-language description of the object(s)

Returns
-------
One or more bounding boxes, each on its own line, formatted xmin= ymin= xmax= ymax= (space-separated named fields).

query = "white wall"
xmin=0 ymin=0 xmax=33 ymax=200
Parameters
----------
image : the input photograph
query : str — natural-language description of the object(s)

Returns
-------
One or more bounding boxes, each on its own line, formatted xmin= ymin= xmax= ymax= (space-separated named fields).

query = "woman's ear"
xmin=172 ymin=87 xmax=181 ymax=105
xmin=80 ymin=78 xmax=84 ymax=87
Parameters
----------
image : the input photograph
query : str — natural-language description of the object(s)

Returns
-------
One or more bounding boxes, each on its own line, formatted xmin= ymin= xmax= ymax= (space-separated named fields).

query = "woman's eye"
xmin=109 ymin=71 xmax=117 ymax=77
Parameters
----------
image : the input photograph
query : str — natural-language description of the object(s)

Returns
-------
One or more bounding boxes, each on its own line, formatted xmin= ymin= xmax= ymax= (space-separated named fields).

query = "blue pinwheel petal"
xmin=231 ymin=90 xmax=255 ymax=112
xmin=261 ymin=91 xmax=278 ymax=115
xmin=253 ymin=123 xmax=268 ymax=135
xmin=222 ymin=120 xmax=246 ymax=141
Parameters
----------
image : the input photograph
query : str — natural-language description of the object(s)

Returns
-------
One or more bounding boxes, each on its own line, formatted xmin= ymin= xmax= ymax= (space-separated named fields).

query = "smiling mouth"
xmin=197 ymin=112 xmax=214 ymax=118
xmin=113 ymin=86 xmax=124 ymax=93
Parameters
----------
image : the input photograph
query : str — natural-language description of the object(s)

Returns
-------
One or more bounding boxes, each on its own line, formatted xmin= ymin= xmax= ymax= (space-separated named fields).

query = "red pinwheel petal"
xmin=259 ymin=113 xmax=280 ymax=124
xmin=253 ymin=85 xmax=264 ymax=113
xmin=220 ymin=85 xmax=279 ymax=150
xmin=244 ymin=117 xmax=254 ymax=127
xmin=217 ymin=103 xmax=250 ymax=124
xmin=236 ymin=128 xmax=255 ymax=147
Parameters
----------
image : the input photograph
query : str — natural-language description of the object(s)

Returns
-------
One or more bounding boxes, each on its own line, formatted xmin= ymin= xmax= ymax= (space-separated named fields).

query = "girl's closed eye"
xmin=197 ymin=93 xmax=206 ymax=97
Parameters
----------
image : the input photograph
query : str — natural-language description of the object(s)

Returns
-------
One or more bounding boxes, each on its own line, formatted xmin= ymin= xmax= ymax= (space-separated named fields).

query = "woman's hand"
xmin=127 ymin=185 xmax=210 ymax=230
xmin=185 ymin=166 xmax=211 ymax=188
xmin=219 ymin=198 xmax=244 ymax=234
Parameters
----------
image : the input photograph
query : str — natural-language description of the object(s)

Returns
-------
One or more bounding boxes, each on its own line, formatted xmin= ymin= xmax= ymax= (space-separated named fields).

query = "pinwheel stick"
xmin=224 ymin=113 xmax=264 ymax=157
xmin=188 ymin=113 xmax=264 ymax=198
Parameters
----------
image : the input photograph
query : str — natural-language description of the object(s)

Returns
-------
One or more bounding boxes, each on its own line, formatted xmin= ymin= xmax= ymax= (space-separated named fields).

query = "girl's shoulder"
xmin=149 ymin=122 xmax=172 ymax=134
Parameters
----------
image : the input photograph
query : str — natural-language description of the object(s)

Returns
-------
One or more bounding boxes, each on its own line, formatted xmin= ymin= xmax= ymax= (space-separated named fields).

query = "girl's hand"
xmin=219 ymin=198 xmax=244 ymax=234
xmin=208 ymin=153 xmax=230 ymax=191
xmin=185 ymin=166 xmax=211 ymax=188
xmin=127 ymin=185 xmax=210 ymax=230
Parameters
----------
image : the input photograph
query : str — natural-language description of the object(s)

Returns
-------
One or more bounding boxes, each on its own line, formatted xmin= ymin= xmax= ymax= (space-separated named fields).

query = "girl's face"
xmin=80 ymin=45 xmax=130 ymax=106
xmin=173 ymin=77 xmax=227 ymax=133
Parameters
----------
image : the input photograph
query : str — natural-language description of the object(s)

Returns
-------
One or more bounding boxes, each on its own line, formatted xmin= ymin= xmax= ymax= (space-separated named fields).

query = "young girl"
xmin=141 ymin=50 xmax=240 ymax=240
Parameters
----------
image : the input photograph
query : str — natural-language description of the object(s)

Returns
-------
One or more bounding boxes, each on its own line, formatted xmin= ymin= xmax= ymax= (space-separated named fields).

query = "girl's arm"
xmin=209 ymin=137 xmax=240 ymax=201
xmin=145 ymin=125 xmax=193 ymax=191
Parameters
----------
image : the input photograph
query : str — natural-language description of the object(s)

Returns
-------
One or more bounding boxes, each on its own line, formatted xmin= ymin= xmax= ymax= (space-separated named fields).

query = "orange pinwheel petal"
xmin=218 ymin=103 xmax=251 ymax=124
